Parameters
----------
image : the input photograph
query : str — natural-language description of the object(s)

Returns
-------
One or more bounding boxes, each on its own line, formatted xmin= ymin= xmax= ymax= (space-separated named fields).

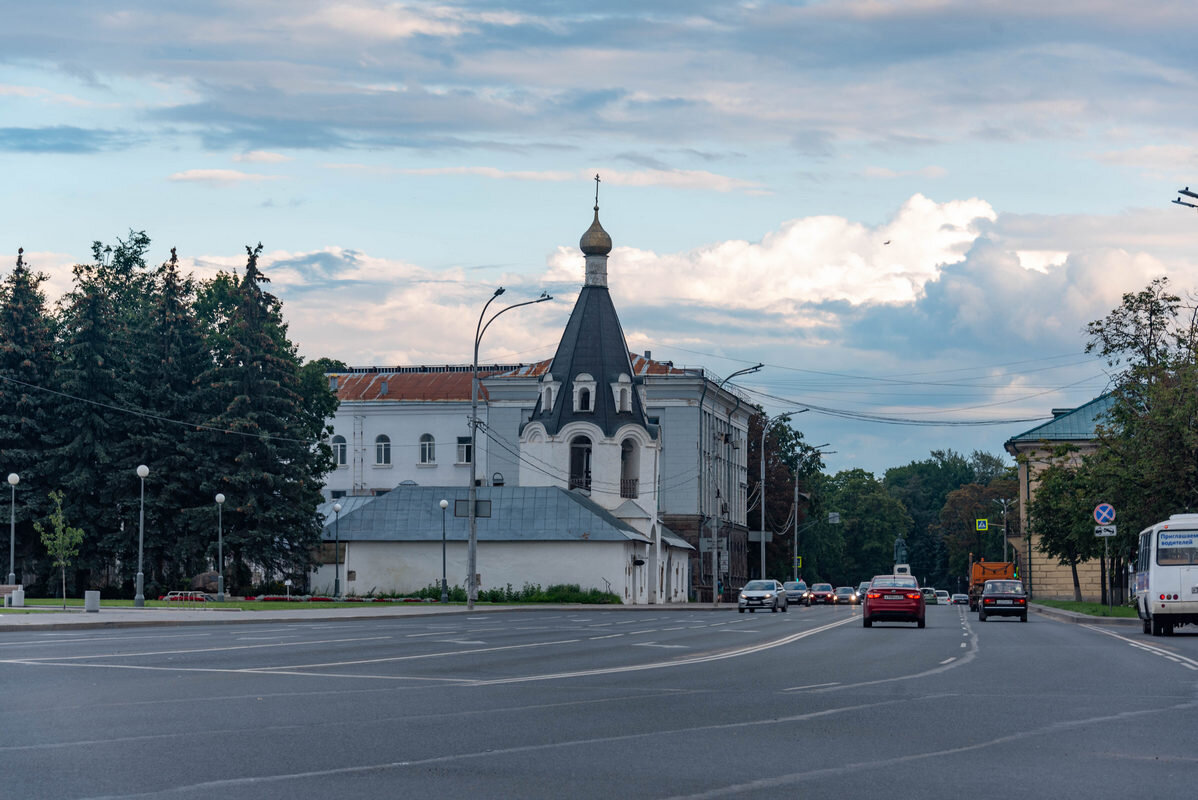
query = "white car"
xmin=935 ymin=590 xmax=950 ymax=605
xmin=738 ymin=580 xmax=788 ymax=613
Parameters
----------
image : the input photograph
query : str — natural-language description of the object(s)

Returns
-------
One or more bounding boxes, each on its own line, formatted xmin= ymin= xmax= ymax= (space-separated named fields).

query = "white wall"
xmin=310 ymin=540 xmax=644 ymax=602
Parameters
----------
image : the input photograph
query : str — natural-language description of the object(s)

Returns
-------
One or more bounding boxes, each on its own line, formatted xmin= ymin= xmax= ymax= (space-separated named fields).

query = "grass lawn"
xmin=5 ymin=598 xmax=450 ymax=611
xmin=1035 ymin=598 xmax=1138 ymax=618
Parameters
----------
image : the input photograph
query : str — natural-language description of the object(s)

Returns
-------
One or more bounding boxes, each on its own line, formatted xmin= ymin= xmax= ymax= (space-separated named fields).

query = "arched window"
xmin=332 ymin=435 xmax=347 ymax=466
xmin=619 ymin=388 xmax=630 ymax=412
xmin=419 ymin=433 xmax=435 ymax=464
xmin=543 ymin=386 xmax=554 ymax=411
xmin=579 ymin=388 xmax=591 ymax=411
xmin=569 ymin=435 xmax=592 ymax=492
xmin=375 ymin=434 xmax=391 ymax=465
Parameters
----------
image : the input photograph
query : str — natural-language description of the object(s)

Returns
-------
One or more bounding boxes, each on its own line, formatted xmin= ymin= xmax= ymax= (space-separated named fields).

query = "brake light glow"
xmin=866 ymin=592 xmax=880 ymax=599
xmin=905 ymin=592 xmax=921 ymax=600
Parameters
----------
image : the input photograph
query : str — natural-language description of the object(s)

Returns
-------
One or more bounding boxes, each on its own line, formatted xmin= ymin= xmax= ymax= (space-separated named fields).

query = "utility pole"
xmin=993 ymin=497 xmax=1012 ymax=562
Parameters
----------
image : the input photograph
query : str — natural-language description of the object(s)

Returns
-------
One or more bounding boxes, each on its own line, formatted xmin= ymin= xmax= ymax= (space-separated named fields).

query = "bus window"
xmin=1157 ymin=529 xmax=1198 ymax=566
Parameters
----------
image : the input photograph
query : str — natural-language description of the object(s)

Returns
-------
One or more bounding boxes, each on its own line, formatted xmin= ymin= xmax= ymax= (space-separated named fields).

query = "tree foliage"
xmin=35 ymin=490 xmax=84 ymax=608
xmin=0 ymin=234 xmax=338 ymax=598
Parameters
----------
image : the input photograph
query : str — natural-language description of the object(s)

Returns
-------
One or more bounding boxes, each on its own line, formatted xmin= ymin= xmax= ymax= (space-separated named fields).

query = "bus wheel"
xmin=1143 ymin=617 xmax=1151 ymax=635
xmin=1151 ymin=615 xmax=1165 ymax=636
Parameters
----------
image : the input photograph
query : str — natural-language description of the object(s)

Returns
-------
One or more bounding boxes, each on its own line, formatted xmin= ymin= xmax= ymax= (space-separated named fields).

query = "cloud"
xmin=323 ymin=163 xmax=765 ymax=193
xmin=167 ymin=169 xmax=279 ymax=185
xmin=0 ymin=126 xmax=130 ymax=153
xmin=233 ymin=150 xmax=292 ymax=163
xmin=861 ymin=165 xmax=948 ymax=179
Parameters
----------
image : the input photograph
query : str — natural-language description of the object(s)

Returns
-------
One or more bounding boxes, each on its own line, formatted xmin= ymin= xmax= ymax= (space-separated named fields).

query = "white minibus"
xmin=1134 ymin=514 xmax=1198 ymax=636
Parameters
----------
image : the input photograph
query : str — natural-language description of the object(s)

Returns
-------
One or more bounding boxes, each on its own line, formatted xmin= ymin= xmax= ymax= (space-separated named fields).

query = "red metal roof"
xmin=331 ymin=355 xmax=695 ymax=403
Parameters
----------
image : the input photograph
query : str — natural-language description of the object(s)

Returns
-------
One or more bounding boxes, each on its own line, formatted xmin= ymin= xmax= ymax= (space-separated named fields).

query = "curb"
xmin=1030 ymin=603 xmax=1138 ymax=627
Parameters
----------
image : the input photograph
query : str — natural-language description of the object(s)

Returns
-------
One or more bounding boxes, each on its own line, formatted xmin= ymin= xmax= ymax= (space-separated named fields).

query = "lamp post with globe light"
xmin=439 ymin=498 xmax=449 ymax=603
xmin=333 ymin=502 xmax=342 ymax=599
xmin=135 ymin=465 xmax=149 ymax=608
xmin=215 ymin=494 xmax=225 ymax=601
xmin=7 ymin=473 xmax=17 ymax=586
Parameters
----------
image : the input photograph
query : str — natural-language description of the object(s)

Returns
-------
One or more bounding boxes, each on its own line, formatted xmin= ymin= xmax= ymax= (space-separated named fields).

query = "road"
xmin=2 ymin=603 xmax=1197 ymax=799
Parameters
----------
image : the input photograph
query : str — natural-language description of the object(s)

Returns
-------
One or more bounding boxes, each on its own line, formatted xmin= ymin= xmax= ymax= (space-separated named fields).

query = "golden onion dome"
xmin=579 ymin=207 xmax=612 ymax=256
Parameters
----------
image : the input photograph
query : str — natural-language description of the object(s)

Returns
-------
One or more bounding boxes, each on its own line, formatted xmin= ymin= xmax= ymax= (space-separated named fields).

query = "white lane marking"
xmin=939 ymin=658 xmax=956 ymax=665
xmin=431 ymin=640 xmax=484 ymax=645
xmin=633 ymin=642 xmax=688 ymax=649
xmin=1 ymin=635 xmax=391 ymax=662
xmin=589 ymin=633 xmax=623 ymax=640
xmin=0 ymin=632 xmax=214 ymax=649
xmin=92 ymin=696 xmax=922 ymax=796
xmin=663 ymin=626 xmax=686 ymax=631
xmin=783 ymin=682 xmax=840 ymax=691
xmin=960 ymin=643 xmax=966 ymax=648
xmin=473 ymin=617 xmax=856 ymax=686
xmin=627 ymin=629 xmax=657 ymax=635
xmin=722 ymin=630 xmax=761 ymax=634
xmin=1084 ymin=625 xmax=1198 ymax=671
xmin=258 ymin=638 xmax=582 ymax=671
xmin=662 ymin=696 xmax=1198 ymax=799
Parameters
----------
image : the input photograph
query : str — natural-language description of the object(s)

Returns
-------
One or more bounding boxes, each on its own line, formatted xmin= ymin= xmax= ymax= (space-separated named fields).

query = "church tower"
xmin=519 ymin=182 xmax=662 ymax=540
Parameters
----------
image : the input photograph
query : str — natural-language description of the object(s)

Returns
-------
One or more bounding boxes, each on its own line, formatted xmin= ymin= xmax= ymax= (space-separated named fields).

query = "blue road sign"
xmin=1094 ymin=503 xmax=1115 ymax=525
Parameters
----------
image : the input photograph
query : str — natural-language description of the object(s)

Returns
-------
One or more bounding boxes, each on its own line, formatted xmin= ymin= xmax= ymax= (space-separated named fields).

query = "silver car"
xmin=738 ymin=580 xmax=788 ymax=613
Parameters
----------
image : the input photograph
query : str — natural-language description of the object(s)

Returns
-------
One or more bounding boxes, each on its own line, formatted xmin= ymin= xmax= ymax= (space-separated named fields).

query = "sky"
xmin=4 ymin=1 xmax=1198 ymax=476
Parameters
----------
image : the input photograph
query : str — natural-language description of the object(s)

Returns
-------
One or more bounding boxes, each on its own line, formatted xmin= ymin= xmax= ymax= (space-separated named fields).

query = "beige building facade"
xmin=1004 ymin=395 xmax=1115 ymax=602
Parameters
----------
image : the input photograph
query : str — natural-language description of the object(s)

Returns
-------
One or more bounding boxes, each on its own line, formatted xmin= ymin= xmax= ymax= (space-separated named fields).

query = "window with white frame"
xmin=573 ymin=373 xmax=596 ymax=413
xmin=457 ymin=436 xmax=472 ymax=464
xmin=375 ymin=434 xmax=391 ymax=465
xmin=332 ymin=435 xmax=347 ymax=466
xmin=420 ymin=433 xmax=436 ymax=464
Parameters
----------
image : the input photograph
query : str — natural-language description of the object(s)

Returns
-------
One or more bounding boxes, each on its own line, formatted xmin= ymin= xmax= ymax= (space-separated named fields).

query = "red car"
xmin=862 ymin=575 xmax=926 ymax=628
xmin=806 ymin=583 xmax=835 ymax=605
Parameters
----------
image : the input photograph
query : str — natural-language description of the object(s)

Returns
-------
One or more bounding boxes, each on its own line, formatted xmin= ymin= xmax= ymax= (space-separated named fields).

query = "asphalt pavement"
xmin=0 ymin=599 xmax=1137 ymax=631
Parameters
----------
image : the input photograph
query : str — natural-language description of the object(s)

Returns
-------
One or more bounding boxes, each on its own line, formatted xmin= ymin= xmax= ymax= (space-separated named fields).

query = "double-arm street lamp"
xmin=468 ymin=287 xmax=552 ymax=610
xmin=135 ymin=464 xmax=149 ymax=608
xmin=215 ymin=493 xmax=225 ymax=601
xmin=710 ymin=363 xmax=763 ymax=607
xmin=7 ymin=473 xmax=17 ymax=586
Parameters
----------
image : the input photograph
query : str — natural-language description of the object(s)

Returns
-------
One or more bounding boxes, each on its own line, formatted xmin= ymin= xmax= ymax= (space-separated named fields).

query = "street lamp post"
xmin=7 ymin=473 xmax=17 ymax=586
xmin=710 ymin=364 xmax=763 ymax=607
xmin=439 ymin=498 xmax=449 ymax=603
xmin=333 ymin=502 xmax=342 ymax=599
xmin=215 ymin=493 xmax=225 ymax=602
xmin=135 ymin=464 xmax=148 ymax=608
xmin=468 ymin=287 xmax=552 ymax=610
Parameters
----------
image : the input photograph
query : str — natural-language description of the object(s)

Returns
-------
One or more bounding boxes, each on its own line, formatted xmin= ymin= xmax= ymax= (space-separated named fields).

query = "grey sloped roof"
xmin=319 ymin=485 xmax=653 ymax=544
xmin=1004 ymin=394 xmax=1115 ymax=449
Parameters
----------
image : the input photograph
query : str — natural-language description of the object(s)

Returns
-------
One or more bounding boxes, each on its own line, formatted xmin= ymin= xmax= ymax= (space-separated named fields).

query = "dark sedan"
xmin=862 ymin=575 xmax=925 ymax=628
xmin=807 ymin=583 xmax=834 ymax=605
xmin=782 ymin=580 xmax=808 ymax=605
xmin=978 ymin=579 xmax=1028 ymax=622
xmin=834 ymin=586 xmax=858 ymax=605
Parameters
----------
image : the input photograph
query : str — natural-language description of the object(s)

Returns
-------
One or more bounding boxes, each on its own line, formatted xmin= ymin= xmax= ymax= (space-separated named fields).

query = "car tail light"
xmin=905 ymin=592 xmax=921 ymax=600
xmin=866 ymin=592 xmax=880 ymax=599
xmin=1160 ymin=593 xmax=1179 ymax=600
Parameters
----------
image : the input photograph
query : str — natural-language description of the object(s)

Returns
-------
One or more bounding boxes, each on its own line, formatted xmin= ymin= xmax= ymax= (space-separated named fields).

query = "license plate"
xmin=997 ymin=600 xmax=1012 ymax=605
xmin=884 ymin=594 xmax=901 ymax=600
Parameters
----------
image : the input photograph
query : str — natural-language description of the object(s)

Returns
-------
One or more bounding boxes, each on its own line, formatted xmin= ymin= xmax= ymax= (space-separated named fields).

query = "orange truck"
xmin=968 ymin=559 xmax=1016 ymax=611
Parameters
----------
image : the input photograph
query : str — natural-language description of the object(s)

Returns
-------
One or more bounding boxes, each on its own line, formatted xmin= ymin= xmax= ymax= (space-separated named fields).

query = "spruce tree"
xmin=0 ymin=248 xmax=58 ymax=582
xmin=193 ymin=244 xmax=333 ymax=592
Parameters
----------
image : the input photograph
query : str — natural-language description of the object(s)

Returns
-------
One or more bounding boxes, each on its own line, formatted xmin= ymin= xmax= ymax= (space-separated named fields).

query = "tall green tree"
xmin=192 ymin=244 xmax=334 ymax=592
xmin=1030 ymin=451 xmax=1096 ymax=601
xmin=813 ymin=468 xmax=911 ymax=584
xmin=884 ymin=449 xmax=976 ymax=587
xmin=0 ymin=248 xmax=58 ymax=577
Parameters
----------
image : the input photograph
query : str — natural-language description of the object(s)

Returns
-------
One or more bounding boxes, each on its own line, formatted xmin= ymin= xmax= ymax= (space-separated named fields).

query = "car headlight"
xmin=764 ymin=593 xmax=773 ymax=598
